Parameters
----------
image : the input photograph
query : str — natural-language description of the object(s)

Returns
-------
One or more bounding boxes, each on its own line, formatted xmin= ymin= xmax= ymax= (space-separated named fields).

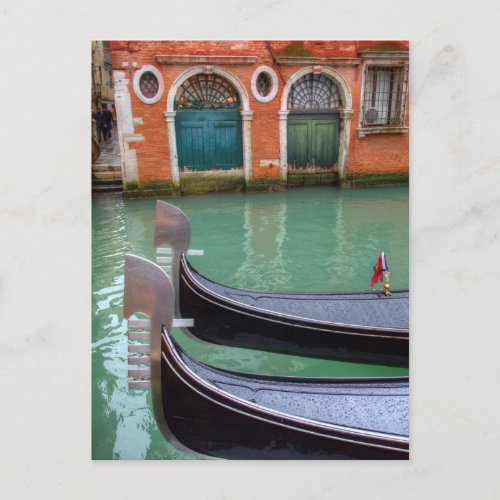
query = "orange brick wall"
xmin=350 ymin=132 xmax=410 ymax=174
xmin=110 ymin=40 xmax=409 ymax=187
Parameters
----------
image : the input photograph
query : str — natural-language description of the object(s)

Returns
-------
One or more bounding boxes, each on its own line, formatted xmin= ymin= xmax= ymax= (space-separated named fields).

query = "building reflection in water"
xmin=322 ymin=196 xmax=355 ymax=288
xmin=232 ymin=199 xmax=291 ymax=290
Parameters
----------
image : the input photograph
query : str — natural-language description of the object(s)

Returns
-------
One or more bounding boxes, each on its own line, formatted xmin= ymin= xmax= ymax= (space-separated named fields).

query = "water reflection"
xmin=232 ymin=200 xmax=290 ymax=289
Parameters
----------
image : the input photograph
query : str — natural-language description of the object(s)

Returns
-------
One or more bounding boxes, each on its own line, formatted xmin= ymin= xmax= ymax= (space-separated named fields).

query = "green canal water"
xmin=92 ymin=186 xmax=409 ymax=460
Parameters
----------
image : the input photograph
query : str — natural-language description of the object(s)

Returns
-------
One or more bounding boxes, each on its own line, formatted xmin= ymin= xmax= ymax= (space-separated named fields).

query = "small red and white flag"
xmin=370 ymin=252 xmax=389 ymax=287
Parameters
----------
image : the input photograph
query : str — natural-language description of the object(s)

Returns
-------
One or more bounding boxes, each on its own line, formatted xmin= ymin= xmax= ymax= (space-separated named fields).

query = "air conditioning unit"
xmin=364 ymin=108 xmax=379 ymax=125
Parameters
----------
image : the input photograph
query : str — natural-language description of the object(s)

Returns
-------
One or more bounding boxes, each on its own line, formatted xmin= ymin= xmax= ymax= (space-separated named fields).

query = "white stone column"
xmin=164 ymin=111 xmax=179 ymax=185
xmin=278 ymin=110 xmax=289 ymax=180
xmin=338 ymin=109 xmax=354 ymax=179
xmin=113 ymin=70 xmax=139 ymax=189
xmin=240 ymin=110 xmax=253 ymax=182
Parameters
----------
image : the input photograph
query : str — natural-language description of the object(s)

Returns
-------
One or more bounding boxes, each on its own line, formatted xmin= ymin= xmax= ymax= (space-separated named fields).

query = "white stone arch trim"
xmin=133 ymin=64 xmax=164 ymax=105
xmin=279 ymin=67 xmax=353 ymax=181
xmin=165 ymin=65 xmax=253 ymax=184
xmin=166 ymin=65 xmax=250 ymax=112
xmin=251 ymin=65 xmax=279 ymax=103
xmin=280 ymin=66 xmax=353 ymax=111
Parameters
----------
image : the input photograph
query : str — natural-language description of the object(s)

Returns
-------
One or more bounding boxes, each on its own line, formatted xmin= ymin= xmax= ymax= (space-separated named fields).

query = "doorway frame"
xmin=279 ymin=67 xmax=354 ymax=180
xmin=165 ymin=66 xmax=253 ymax=184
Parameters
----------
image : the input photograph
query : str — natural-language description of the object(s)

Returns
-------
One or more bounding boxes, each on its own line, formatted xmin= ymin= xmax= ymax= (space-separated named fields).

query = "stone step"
xmin=92 ymin=180 xmax=123 ymax=192
xmin=92 ymin=186 xmax=123 ymax=193
xmin=92 ymin=178 xmax=123 ymax=185
xmin=92 ymin=170 xmax=122 ymax=180
xmin=92 ymin=164 xmax=121 ymax=172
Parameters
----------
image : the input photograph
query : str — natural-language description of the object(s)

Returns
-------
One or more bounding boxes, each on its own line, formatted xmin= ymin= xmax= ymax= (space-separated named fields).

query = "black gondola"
xmin=179 ymin=255 xmax=408 ymax=366
xmin=154 ymin=201 xmax=409 ymax=366
xmin=124 ymin=254 xmax=409 ymax=460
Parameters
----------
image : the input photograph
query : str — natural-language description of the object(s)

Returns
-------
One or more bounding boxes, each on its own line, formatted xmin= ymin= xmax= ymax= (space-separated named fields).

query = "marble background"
xmin=1 ymin=0 xmax=499 ymax=498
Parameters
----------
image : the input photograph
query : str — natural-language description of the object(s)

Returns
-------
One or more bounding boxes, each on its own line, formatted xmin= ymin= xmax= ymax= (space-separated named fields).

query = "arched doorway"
xmin=279 ymin=68 xmax=354 ymax=180
xmin=287 ymin=73 xmax=340 ymax=169
xmin=165 ymin=66 xmax=253 ymax=184
xmin=175 ymin=74 xmax=243 ymax=171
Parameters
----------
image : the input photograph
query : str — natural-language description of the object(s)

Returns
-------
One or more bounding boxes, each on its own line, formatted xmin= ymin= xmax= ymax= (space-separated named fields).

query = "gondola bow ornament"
xmin=123 ymin=253 xmax=208 ymax=458
xmin=154 ymin=200 xmax=204 ymax=315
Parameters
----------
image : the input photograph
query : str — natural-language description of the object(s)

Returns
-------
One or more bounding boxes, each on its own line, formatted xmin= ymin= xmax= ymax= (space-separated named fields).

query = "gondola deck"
xmin=182 ymin=255 xmax=409 ymax=331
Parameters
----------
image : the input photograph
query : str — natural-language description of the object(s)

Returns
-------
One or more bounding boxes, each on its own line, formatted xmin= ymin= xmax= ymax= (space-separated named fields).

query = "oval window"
xmin=256 ymin=72 xmax=272 ymax=97
xmin=251 ymin=66 xmax=278 ymax=103
xmin=133 ymin=65 xmax=164 ymax=104
xmin=139 ymin=72 xmax=159 ymax=99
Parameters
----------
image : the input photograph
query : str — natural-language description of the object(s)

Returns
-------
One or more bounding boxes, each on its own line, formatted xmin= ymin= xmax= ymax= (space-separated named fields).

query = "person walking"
xmin=103 ymin=104 xmax=113 ymax=139
xmin=94 ymin=107 xmax=107 ymax=144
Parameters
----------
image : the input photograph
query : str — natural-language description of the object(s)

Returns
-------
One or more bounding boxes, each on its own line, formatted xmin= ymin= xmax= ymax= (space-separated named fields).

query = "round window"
xmin=139 ymin=72 xmax=159 ymax=99
xmin=133 ymin=65 xmax=164 ymax=104
xmin=256 ymin=72 xmax=272 ymax=97
xmin=251 ymin=66 xmax=278 ymax=103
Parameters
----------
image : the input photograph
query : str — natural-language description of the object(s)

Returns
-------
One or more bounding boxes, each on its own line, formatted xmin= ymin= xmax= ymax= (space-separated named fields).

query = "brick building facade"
xmin=110 ymin=40 xmax=409 ymax=195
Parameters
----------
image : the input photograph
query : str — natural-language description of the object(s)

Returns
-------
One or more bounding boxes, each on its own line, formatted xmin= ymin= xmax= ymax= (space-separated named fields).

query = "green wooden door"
xmin=287 ymin=122 xmax=310 ymax=167
xmin=287 ymin=112 xmax=339 ymax=168
xmin=176 ymin=111 xmax=242 ymax=171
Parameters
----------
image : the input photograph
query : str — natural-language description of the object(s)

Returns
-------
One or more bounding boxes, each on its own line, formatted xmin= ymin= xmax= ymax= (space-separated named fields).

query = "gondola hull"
xmin=161 ymin=330 xmax=409 ymax=460
xmin=180 ymin=256 xmax=409 ymax=366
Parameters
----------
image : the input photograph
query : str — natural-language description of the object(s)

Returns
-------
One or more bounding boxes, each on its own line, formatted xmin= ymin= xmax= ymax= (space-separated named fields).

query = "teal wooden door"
xmin=287 ymin=113 xmax=339 ymax=168
xmin=176 ymin=111 xmax=242 ymax=171
xmin=178 ymin=121 xmax=205 ymax=168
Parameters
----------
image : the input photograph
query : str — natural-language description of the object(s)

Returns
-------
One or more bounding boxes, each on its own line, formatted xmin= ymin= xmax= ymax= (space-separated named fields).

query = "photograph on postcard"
xmin=92 ymin=40 xmax=409 ymax=460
